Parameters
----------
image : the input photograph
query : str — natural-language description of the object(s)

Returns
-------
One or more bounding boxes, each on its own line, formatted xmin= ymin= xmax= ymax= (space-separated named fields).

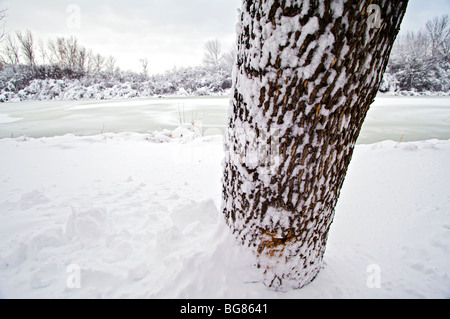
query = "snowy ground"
xmin=0 ymin=130 xmax=449 ymax=299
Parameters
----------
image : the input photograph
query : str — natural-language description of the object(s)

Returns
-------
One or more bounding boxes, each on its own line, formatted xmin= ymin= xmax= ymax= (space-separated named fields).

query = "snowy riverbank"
xmin=0 ymin=132 xmax=449 ymax=299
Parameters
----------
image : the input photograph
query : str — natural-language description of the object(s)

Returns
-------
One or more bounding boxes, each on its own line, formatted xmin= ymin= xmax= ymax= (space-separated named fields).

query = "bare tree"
xmin=221 ymin=46 xmax=237 ymax=72
xmin=105 ymin=55 xmax=116 ymax=73
xmin=66 ymin=37 xmax=80 ymax=70
xmin=203 ymin=39 xmax=222 ymax=68
xmin=86 ymin=49 xmax=95 ymax=73
xmin=393 ymin=30 xmax=430 ymax=61
xmin=46 ymin=39 xmax=58 ymax=66
xmin=77 ymin=46 xmax=87 ymax=71
xmin=16 ymin=29 xmax=35 ymax=67
xmin=45 ymin=36 xmax=88 ymax=71
xmin=426 ymin=15 xmax=450 ymax=58
xmin=47 ymin=37 xmax=69 ymax=68
xmin=140 ymin=58 xmax=149 ymax=76
xmin=92 ymin=53 xmax=105 ymax=73
xmin=0 ymin=9 xmax=5 ymax=67
xmin=223 ymin=0 xmax=409 ymax=290
xmin=0 ymin=7 xmax=7 ymax=43
xmin=38 ymin=39 xmax=48 ymax=65
xmin=2 ymin=34 xmax=20 ymax=65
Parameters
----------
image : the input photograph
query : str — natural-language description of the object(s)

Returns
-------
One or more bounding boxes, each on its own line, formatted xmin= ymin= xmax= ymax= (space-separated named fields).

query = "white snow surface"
xmin=0 ymin=114 xmax=22 ymax=124
xmin=0 ymin=131 xmax=449 ymax=299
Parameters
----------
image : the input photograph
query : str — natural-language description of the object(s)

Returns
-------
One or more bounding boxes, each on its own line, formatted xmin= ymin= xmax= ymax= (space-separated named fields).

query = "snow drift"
xmin=0 ymin=131 xmax=449 ymax=298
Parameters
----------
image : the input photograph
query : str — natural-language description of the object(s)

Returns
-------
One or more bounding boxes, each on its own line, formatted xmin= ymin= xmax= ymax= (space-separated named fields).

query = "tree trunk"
xmin=223 ymin=0 xmax=409 ymax=290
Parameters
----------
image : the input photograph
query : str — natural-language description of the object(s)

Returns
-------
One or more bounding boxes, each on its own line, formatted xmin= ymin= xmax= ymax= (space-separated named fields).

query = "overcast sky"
xmin=1 ymin=0 xmax=449 ymax=74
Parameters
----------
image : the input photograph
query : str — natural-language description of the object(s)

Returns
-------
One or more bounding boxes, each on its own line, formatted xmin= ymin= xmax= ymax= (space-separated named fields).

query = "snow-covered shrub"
xmin=379 ymin=72 xmax=399 ymax=93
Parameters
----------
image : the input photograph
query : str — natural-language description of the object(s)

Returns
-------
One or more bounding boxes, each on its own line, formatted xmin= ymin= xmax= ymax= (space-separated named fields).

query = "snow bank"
xmin=0 ymin=65 xmax=233 ymax=103
xmin=0 ymin=62 xmax=447 ymax=103
xmin=0 ymin=133 xmax=449 ymax=299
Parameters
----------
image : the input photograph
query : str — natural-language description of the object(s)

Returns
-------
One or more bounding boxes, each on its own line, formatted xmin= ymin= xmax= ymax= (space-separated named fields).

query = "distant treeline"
xmin=0 ymin=32 xmax=233 ymax=101
xmin=380 ymin=14 xmax=450 ymax=94
xmin=0 ymin=64 xmax=233 ymax=102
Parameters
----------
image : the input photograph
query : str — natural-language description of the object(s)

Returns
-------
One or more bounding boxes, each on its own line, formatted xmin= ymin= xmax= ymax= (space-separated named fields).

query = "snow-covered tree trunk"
xmin=223 ymin=0 xmax=409 ymax=290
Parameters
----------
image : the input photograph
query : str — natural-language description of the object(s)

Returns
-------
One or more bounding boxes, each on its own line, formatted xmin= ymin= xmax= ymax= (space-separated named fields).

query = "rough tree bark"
xmin=223 ymin=0 xmax=409 ymax=290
